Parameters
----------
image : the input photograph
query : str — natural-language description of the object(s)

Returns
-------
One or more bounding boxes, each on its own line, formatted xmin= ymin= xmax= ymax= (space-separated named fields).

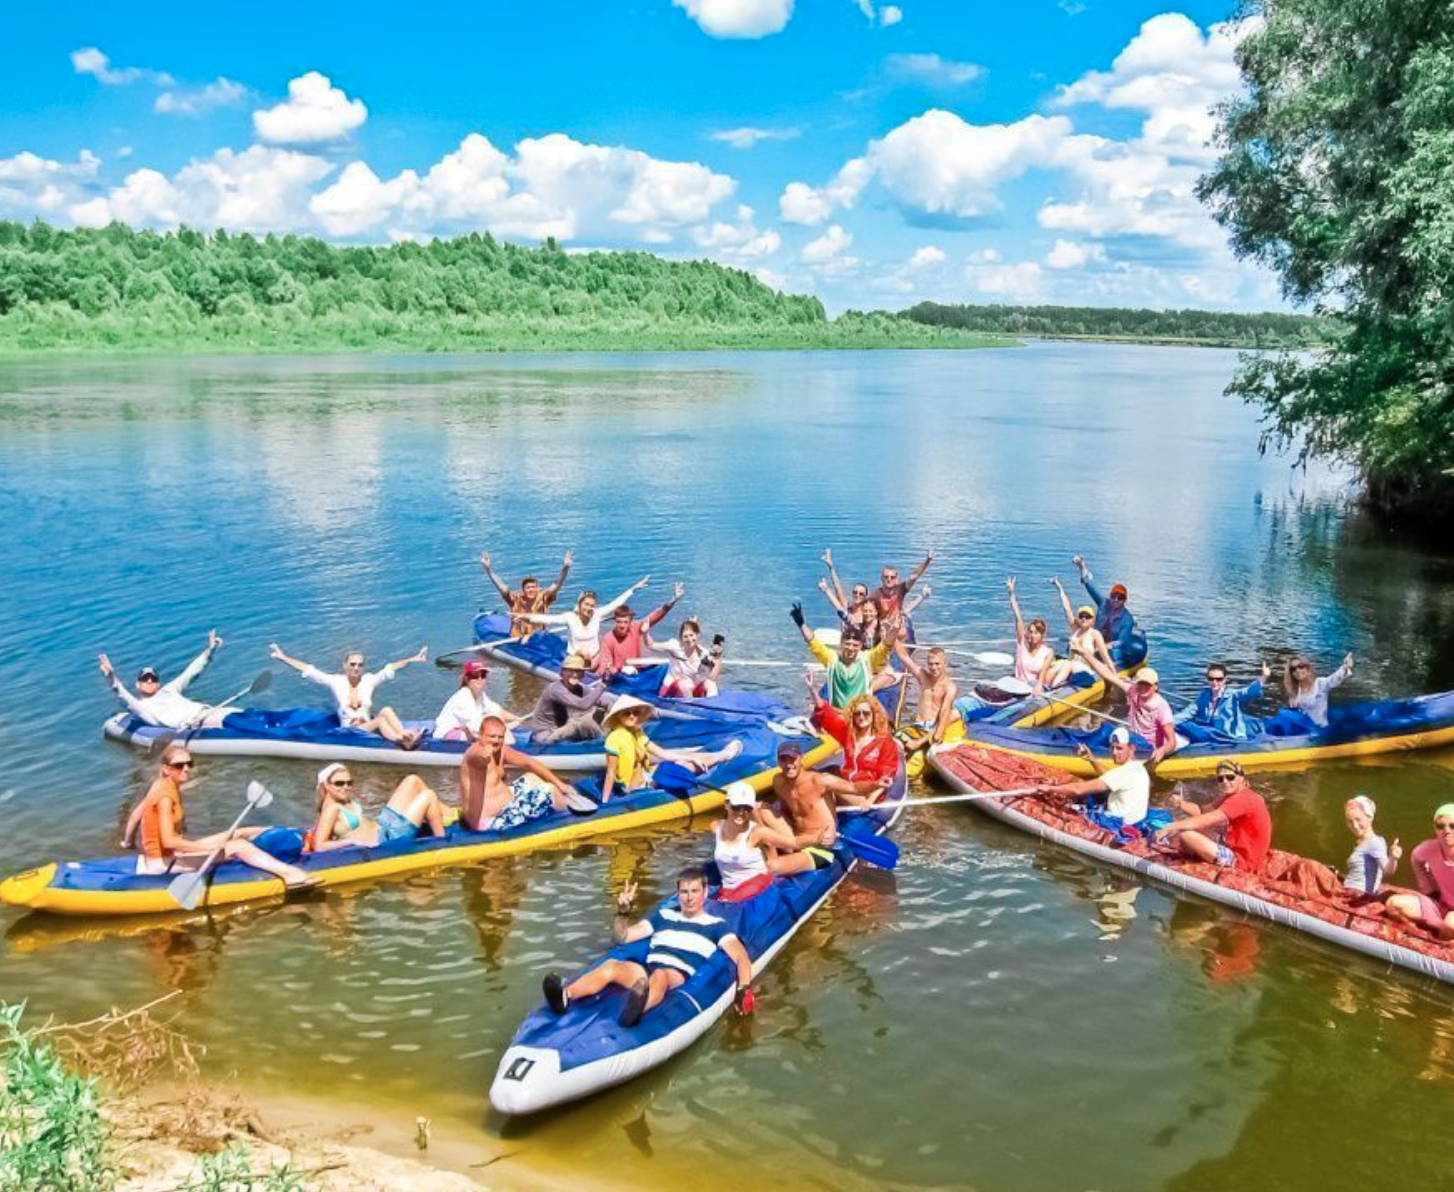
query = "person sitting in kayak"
xmin=1282 ymin=652 xmax=1354 ymax=728
xmin=598 ymin=696 xmax=743 ymax=804
xmin=540 ymin=865 xmax=755 ymax=1027
xmin=269 ymin=643 xmax=429 ymax=749
xmin=1071 ymin=555 xmax=1145 ymax=665
xmin=791 ymin=604 xmax=893 ymax=709
xmin=458 ymin=717 xmax=578 ymax=832
xmin=871 ymin=552 xmax=934 ymax=620
xmin=1382 ymin=804 xmax=1454 ymax=938
xmin=432 ymin=660 xmax=521 ymax=743
xmin=1007 ymin=577 xmax=1055 ymax=695
xmin=1174 ymin=660 xmax=1271 ymax=741
xmin=594 ymin=585 xmax=683 ymax=680
xmin=1085 ymin=661 xmax=1180 ymax=766
xmin=480 ymin=548 xmax=573 ymax=641
xmin=648 ymin=617 xmax=724 ymax=699
xmin=713 ymin=781 xmax=816 ymax=898
xmin=892 ymin=638 xmax=963 ymax=762
xmin=1029 ymin=727 xmax=1150 ymax=828
xmin=310 ymin=763 xmax=449 ymax=850
xmin=99 ymin=630 xmax=238 ymax=731
xmin=1045 ymin=577 xmax=1115 ymax=687
xmin=804 ymin=677 xmax=901 ymax=786
xmin=520 ymin=577 xmax=651 ymax=667
xmin=524 ymin=654 xmax=614 ymax=743
xmin=758 ymin=741 xmax=889 ymax=866
xmin=121 ymin=745 xmax=313 ymax=887
xmin=1340 ymin=795 xmax=1401 ymax=896
xmin=1154 ymin=760 xmax=1271 ymax=872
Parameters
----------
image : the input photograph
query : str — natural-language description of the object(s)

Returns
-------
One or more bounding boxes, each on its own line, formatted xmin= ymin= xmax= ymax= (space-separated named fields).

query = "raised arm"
xmin=905 ymin=549 xmax=935 ymax=591
xmin=1327 ymin=653 xmax=1354 ymax=689
xmin=388 ymin=645 xmax=430 ymax=674
xmin=268 ymin=643 xmax=314 ymax=675
xmin=817 ymin=577 xmax=849 ymax=620
xmin=169 ymin=630 xmax=223 ymax=693
xmin=544 ymin=550 xmax=574 ymax=601
xmin=99 ymin=654 xmax=149 ymax=720
xmin=892 ymin=637 xmax=927 ymax=685
xmin=598 ymin=577 xmax=649 ymax=620
xmin=1051 ymin=577 xmax=1076 ymax=632
xmin=790 ymin=603 xmax=829 ymax=660
xmin=1007 ymin=577 xmax=1026 ymax=644
xmin=479 ymin=551 xmax=514 ymax=603
xmin=520 ymin=609 xmax=573 ymax=627
xmin=821 ymin=548 xmax=848 ymax=607
xmin=901 ymin=584 xmax=931 ymax=618
xmin=646 ymin=583 xmax=683 ymax=628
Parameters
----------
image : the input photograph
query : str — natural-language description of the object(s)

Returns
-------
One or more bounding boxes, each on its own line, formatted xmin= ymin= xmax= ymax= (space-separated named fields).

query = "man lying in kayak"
xmin=540 ymin=864 xmax=755 ymax=1028
xmin=270 ymin=643 xmax=429 ymax=749
xmin=524 ymin=654 xmax=615 ymax=743
xmin=759 ymin=741 xmax=889 ymax=862
xmin=99 ymin=630 xmax=237 ymax=730
xmin=480 ymin=548 xmax=573 ymax=641
xmin=458 ymin=716 xmax=578 ymax=832
xmin=121 ymin=745 xmax=314 ymax=887
xmin=1029 ymin=728 xmax=1150 ymax=829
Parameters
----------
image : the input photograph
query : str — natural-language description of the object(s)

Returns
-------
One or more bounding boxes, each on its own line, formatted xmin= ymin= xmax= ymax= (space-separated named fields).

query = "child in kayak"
xmin=310 ymin=764 xmax=449 ymax=850
xmin=270 ymin=642 xmax=429 ymax=748
xmin=541 ymin=865 xmax=755 ymax=1027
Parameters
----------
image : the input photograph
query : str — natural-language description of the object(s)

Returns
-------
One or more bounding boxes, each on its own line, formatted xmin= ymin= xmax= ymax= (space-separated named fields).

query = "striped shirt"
xmin=644 ymin=905 xmax=732 ymax=976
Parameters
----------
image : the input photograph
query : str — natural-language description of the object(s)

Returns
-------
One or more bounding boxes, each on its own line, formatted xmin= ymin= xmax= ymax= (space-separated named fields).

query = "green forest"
xmin=0 ymin=221 xmax=1002 ymax=353
xmin=900 ymin=300 xmax=1336 ymax=348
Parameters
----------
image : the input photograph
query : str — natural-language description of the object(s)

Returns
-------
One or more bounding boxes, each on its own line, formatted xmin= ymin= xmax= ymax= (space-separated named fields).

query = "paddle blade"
xmin=973 ymin=651 xmax=1015 ymax=667
xmin=246 ymin=781 xmax=274 ymax=809
xmin=844 ymin=831 xmax=899 ymax=870
xmin=166 ymin=870 xmax=207 ymax=911
xmin=561 ymin=788 xmax=600 ymax=815
xmin=250 ymin=669 xmax=273 ymax=695
xmin=992 ymin=676 xmax=1033 ymax=696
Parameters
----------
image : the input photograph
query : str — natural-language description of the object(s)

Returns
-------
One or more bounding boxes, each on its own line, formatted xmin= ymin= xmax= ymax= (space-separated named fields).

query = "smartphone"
xmin=712 ymin=634 xmax=725 ymax=648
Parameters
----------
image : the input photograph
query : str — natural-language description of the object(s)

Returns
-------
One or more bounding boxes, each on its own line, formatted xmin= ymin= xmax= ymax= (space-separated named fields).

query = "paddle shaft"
xmin=167 ymin=788 xmax=270 ymax=909
xmin=847 ymin=785 xmax=1040 ymax=811
xmin=435 ymin=638 xmax=514 ymax=667
xmin=1037 ymin=691 xmax=1133 ymax=730
xmin=181 ymin=670 xmax=270 ymax=734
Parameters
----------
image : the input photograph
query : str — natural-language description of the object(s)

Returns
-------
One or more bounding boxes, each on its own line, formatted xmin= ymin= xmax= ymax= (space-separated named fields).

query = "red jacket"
xmin=812 ymin=705 xmax=901 ymax=785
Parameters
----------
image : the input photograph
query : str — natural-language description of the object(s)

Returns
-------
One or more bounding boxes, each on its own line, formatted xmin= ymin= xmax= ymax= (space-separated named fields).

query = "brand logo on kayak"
xmin=504 ymin=1057 xmax=535 ymax=1082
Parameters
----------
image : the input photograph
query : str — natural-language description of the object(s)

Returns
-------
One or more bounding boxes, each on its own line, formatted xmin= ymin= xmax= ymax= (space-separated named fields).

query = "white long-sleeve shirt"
xmin=522 ymin=585 xmax=636 ymax=661
xmin=1288 ymin=659 xmax=1352 ymax=728
xmin=432 ymin=686 xmax=514 ymax=741
xmin=109 ymin=646 xmax=231 ymax=729
xmin=302 ymin=663 xmax=396 ymax=725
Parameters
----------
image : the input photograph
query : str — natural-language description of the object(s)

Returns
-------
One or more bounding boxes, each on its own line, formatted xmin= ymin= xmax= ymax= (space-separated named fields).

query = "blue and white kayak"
xmin=488 ymin=763 xmax=907 ymax=1116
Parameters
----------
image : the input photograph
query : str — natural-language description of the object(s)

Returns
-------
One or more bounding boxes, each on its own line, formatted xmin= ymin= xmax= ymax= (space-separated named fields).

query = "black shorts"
xmin=805 ymin=846 xmax=835 ymax=870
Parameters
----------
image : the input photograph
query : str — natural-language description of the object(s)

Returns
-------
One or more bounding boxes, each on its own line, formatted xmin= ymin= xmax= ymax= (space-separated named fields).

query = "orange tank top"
xmin=140 ymin=778 xmax=184 ymax=860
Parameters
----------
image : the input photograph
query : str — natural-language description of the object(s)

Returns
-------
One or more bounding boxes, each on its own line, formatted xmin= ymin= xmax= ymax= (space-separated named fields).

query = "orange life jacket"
xmin=139 ymin=778 xmax=184 ymax=860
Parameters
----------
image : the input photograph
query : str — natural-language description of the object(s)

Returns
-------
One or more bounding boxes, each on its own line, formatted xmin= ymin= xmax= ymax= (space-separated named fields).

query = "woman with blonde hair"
xmin=1283 ymin=652 xmax=1354 ymax=727
xmin=1341 ymin=794 xmax=1401 ymax=896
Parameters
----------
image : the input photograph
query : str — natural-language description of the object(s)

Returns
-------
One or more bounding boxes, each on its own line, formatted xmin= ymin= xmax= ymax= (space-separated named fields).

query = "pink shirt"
xmin=1127 ymin=687 xmax=1176 ymax=750
xmin=595 ymin=622 xmax=650 ymax=675
xmin=1412 ymin=839 xmax=1454 ymax=913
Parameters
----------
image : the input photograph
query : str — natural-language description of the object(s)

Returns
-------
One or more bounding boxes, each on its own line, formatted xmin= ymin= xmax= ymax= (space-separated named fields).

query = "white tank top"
xmin=714 ymin=821 xmax=768 ymax=888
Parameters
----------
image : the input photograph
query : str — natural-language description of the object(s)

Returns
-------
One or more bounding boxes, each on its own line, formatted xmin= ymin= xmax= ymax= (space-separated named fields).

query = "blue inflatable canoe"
xmin=488 ymin=763 xmax=907 ymax=1116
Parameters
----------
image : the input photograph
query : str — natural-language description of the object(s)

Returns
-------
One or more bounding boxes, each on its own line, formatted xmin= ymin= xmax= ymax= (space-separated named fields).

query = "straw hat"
xmin=603 ymin=695 xmax=657 ymax=730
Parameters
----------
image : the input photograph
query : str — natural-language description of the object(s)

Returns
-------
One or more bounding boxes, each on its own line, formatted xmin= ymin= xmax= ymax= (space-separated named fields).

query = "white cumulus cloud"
xmin=671 ymin=0 xmax=794 ymax=38
xmin=908 ymin=245 xmax=945 ymax=268
xmin=879 ymin=5 xmax=903 ymax=26
xmin=967 ymin=257 xmax=1043 ymax=301
xmin=802 ymin=224 xmax=853 ymax=264
xmin=253 ymin=72 xmax=367 ymax=145
xmin=1044 ymin=239 xmax=1105 ymax=269
xmin=692 ymin=205 xmax=782 ymax=258
xmin=70 ymin=46 xmax=174 ymax=87
xmin=156 ymin=79 xmax=249 ymax=117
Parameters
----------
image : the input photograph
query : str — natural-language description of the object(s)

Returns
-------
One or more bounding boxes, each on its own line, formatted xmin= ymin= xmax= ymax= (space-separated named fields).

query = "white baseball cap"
xmin=1108 ymin=727 xmax=1132 ymax=747
xmin=724 ymin=781 xmax=757 ymax=808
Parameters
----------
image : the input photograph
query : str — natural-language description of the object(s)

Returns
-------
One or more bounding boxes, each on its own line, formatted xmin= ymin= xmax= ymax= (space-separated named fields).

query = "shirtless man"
xmin=458 ymin=716 xmax=577 ymax=833
xmin=759 ymin=741 xmax=889 ymax=860
xmin=481 ymin=549 xmax=573 ymax=640
xmin=892 ymin=638 xmax=962 ymax=760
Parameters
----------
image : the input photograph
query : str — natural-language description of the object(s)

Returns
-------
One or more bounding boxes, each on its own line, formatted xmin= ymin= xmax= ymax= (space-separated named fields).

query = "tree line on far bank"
xmin=899 ymin=300 xmax=1335 ymax=348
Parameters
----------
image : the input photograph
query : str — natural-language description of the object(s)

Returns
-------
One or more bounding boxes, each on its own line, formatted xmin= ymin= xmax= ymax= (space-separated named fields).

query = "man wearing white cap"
xmin=1030 ymin=727 xmax=1150 ymax=827
xmin=98 ymin=630 xmax=236 ymax=730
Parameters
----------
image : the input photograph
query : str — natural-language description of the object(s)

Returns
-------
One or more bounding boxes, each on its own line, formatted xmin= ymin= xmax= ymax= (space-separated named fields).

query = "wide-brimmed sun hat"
xmin=604 ymin=695 xmax=657 ymax=729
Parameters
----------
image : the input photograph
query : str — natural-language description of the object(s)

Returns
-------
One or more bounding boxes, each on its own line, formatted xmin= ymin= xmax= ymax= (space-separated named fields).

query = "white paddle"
xmin=166 ymin=781 xmax=275 ymax=911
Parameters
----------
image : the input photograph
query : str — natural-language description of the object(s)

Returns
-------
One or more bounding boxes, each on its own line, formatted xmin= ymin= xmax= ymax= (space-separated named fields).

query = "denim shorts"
xmin=377 ymin=805 xmax=420 ymax=844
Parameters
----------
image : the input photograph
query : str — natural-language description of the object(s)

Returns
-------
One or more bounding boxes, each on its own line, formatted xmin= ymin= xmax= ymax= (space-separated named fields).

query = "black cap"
xmin=137 ymin=667 xmax=161 ymax=683
xmin=776 ymin=741 xmax=803 ymax=761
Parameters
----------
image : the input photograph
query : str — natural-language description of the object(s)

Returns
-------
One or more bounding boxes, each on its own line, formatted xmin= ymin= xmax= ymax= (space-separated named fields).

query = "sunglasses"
xmin=1077 ymin=612 xmax=1093 ymax=620
xmin=1291 ymin=664 xmax=1310 ymax=673
xmin=346 ymin=661 xmax=365 ymax=669
xmin=1436 ymin=822 xmax=1454 ymax=832
xmin=330 ymin=778 xmax=354 ymax=788
xmin=1207 ymin=675 xmax=1227 ymax=683
xmin=167 ymin=759 xmax=196 ymax=770
xmin=1216 ymin=773 xmax=1239 ymax=784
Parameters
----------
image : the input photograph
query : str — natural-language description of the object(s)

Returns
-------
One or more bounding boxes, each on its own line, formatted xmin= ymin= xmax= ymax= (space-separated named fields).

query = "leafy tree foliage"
xmin=900 ymin=300 xmax=1333 ymax=347
xmin=0 ymin=222 xmax=1000 ymax=353
xmin=1198 ymin=0 xmax=1454 ymax=518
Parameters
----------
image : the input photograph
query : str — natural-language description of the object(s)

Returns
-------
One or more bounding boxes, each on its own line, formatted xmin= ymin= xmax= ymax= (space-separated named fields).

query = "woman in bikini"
xmin=1045 ymin=575 xmax=1115 ymax=688
xmin=309 ymin=763 xmax=449 ymax=851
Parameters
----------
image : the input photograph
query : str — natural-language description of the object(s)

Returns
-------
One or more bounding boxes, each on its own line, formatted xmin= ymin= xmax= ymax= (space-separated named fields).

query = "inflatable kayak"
xmin=100 ymin=698 xmax=802 ymax=772
xmin=929 ymin=745 xmax=1454 ymax=988
xmin=489 ymin=763 xmax=908 ymax=1116
xmin=0 ymin=727 xmax=836 ymax=918
xmin=954 ymin=689 xmax=1454 ymax=779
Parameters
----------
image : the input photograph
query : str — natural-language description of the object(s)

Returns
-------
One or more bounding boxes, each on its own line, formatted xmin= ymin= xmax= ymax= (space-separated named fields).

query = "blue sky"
xmin=0 ymin=1 xmax=1282 ymax=312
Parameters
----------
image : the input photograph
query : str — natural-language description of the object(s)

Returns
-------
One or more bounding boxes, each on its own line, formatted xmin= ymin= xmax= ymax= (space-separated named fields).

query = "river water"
xmin=1 ymin=345 xmax=1453 ymax=1191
